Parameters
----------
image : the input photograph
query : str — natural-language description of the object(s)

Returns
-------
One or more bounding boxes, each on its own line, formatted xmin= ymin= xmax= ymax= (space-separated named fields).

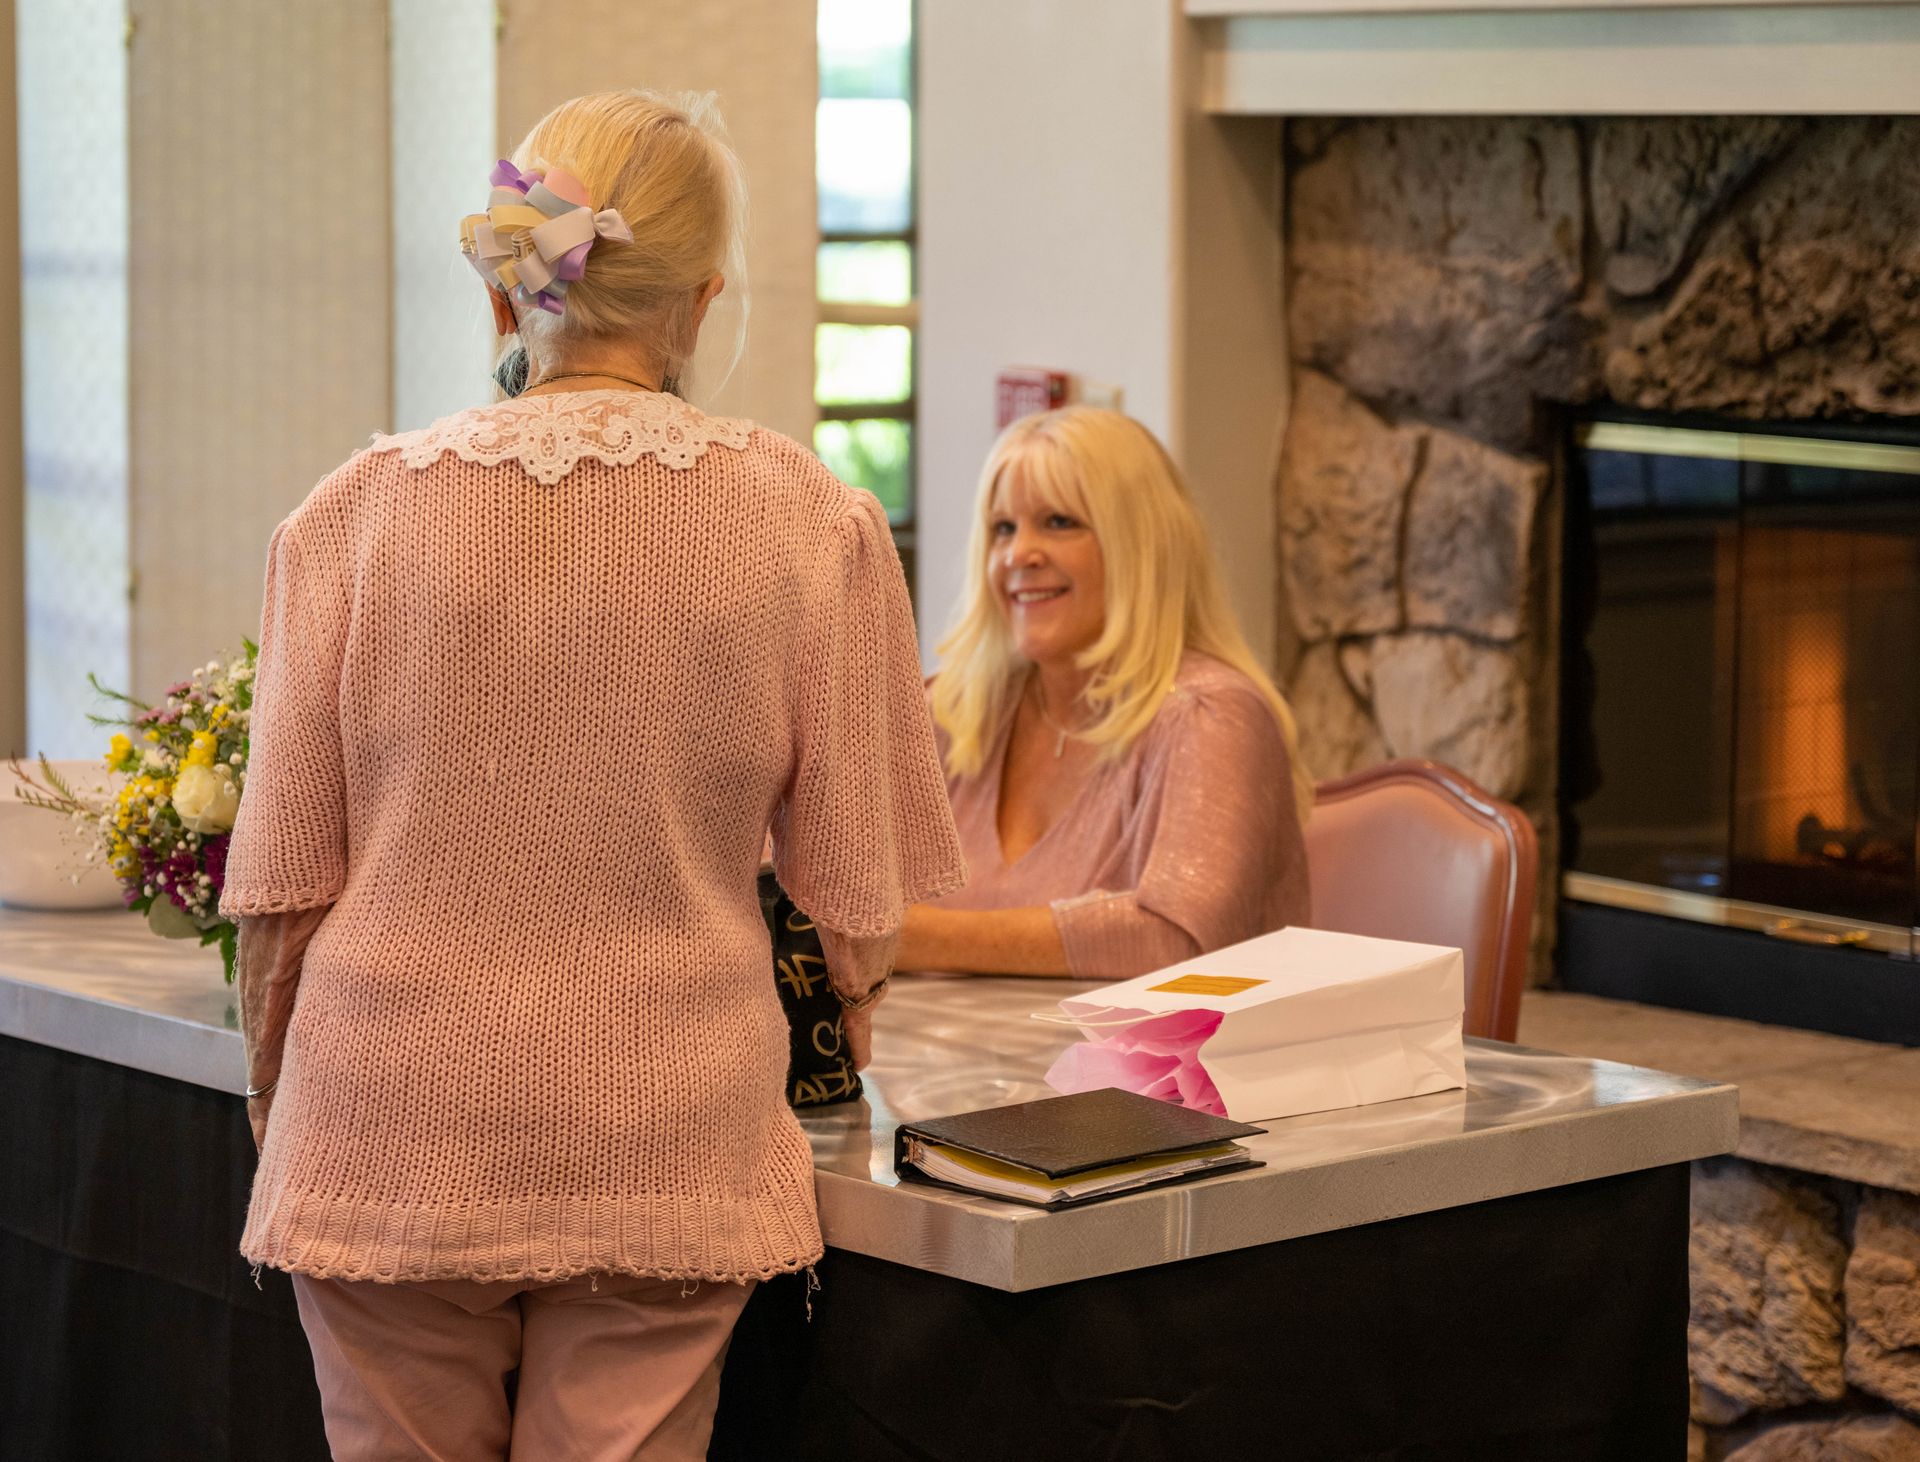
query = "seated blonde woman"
xmin=896 ymin=407 xmax=1313 ymax=981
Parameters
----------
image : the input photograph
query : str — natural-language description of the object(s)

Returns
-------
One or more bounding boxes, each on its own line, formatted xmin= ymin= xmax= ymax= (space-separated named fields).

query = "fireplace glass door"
xmin=1563 ymin=416 xmax=1920 ymax=952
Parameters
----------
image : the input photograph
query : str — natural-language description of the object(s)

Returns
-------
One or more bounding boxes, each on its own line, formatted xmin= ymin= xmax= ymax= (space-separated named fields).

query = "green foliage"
xmin=814 ymin=419 xmax=912 ymax=523
xmin=209 ymin=922 xmax=238 ymax=984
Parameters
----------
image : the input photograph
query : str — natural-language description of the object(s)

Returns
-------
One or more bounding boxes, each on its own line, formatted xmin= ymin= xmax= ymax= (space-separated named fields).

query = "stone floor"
xmin=1520 ymin=992 xmax=1920 ymax=1195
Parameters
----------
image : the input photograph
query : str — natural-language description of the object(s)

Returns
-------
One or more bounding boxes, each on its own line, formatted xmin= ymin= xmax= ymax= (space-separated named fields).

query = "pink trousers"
xmin=291 ymin=1271 xmax=754 ymax=1461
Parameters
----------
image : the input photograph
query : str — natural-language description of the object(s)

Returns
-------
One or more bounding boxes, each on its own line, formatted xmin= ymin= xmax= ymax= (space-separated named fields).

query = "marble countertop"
xmin=0 ymin=908 xmax=1738 ymax=1290
xmin=0 ymin=908 xmax=246 ymax=1091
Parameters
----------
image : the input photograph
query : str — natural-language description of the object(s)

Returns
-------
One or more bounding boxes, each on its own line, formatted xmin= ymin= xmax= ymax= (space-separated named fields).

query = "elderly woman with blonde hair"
xmin=897 ymin=406 xmax=1311 ymax=980
xmin=222 ymin=90 xmax=962 ymax=1460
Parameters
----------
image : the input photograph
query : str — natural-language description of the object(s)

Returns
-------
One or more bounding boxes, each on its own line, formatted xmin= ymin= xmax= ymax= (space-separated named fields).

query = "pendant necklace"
xmin=1030 ymin=678 xmax=1080 ymax=759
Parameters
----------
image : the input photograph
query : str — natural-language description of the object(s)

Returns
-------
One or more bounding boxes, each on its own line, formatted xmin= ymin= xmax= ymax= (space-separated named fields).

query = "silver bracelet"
xmin=244 ymin=1078 xmax=277 ymax=1100
xmin=830 ymin=976 xmax=889 ymax=1014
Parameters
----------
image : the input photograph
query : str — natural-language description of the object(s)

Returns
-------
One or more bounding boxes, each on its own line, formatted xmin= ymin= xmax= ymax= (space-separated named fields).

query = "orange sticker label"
xmin=1149 ymin=974 xmax=1268 ymax=997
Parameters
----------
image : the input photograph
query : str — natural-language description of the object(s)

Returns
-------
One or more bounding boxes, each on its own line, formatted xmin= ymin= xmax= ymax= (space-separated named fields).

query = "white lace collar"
xmin=370 ymin=389 xmax=754 ymax=485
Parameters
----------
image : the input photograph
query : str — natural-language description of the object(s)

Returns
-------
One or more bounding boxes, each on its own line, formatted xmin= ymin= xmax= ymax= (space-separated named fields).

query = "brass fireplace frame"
xmin=1563 ymin=870 xmax=1916 ymax=960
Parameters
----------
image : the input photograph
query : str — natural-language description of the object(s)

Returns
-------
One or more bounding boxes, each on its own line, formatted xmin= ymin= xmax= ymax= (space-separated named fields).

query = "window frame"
xmin=814 ymin=2 xmax=919 ymax=580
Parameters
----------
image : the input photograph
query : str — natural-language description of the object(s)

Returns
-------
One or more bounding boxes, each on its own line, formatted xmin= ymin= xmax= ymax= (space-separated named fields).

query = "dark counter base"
xmin=713 ymin=1164 xmax=1690 ymax=1462
xmin=0 ymin=1033 xmax=327 ymax=1461
xmin=5 ymin=1031 xmax=1690 ymax=1461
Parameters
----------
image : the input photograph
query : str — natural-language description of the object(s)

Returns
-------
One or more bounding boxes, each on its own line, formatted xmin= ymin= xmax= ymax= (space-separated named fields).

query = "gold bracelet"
xmin=830 ymin=976 xmax=889 ymax=1013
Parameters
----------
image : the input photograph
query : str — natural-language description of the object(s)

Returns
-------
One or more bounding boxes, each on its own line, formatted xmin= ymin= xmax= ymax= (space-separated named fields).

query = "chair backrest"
xmin=1303 ymin=759 xmax=1538 ymax=1043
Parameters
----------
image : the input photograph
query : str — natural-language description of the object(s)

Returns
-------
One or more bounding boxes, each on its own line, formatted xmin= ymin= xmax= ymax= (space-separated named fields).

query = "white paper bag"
xmin=1043 ymin=926 xmax=1467 ymax=1122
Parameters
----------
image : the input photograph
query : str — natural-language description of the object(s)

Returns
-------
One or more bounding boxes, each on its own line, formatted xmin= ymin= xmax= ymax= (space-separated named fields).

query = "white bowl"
xmin=0 ymin=759 xmax=128 ymax=911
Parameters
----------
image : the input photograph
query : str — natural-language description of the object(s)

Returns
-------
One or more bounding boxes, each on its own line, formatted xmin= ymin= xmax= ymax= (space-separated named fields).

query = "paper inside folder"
xmin=903 ymin=1137 xmax=1248 ymax=1205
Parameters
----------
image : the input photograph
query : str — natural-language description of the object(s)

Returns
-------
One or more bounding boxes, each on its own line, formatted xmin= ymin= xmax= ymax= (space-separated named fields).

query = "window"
xmin=18 ymin=0 xmax=130 ymax=757
xmin=815 ymin=0 xmax=917 ymax=591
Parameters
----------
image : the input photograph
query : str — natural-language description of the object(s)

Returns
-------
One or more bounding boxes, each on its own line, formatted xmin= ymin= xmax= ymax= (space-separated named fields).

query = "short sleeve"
xmin=220 ymin=510 xmax=351 ymax=917
xmin=771 ymin=493 xmax=967 ymax=935
xmin=1051 ymin=680 xmax=1308 ymax=978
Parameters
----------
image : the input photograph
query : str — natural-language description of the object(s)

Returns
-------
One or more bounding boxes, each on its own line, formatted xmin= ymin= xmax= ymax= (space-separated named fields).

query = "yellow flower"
xmin=209 ymin=706 xmax=228 ymax=728
xmin=107 ymin=733 xmax=134 ymax=769
xmin=185 ymin=731 xmax=218 ymax=769
xmin=143 ymin=729 xmax=159 ymax=743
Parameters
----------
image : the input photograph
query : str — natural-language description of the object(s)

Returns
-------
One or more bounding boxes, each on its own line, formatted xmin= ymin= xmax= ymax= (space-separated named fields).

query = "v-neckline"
xmin=990 ymin=701 xmax=1100 ymax=871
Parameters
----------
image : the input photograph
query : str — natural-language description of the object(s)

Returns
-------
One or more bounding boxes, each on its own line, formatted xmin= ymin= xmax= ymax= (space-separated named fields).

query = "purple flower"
xmin=203 ymin=835 xmax=229 ymax=893
xmin=162 ymin=846 xmax=200 ymax=911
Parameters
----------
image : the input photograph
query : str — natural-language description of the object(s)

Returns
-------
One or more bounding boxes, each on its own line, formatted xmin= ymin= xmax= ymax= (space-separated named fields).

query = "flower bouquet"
xmin=9 ymin=644 xmax=256 ymax=980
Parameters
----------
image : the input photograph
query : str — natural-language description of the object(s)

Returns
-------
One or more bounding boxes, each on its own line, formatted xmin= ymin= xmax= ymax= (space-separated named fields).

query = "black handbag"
xmin=757 ymin=870 xmax=863 ymax=1108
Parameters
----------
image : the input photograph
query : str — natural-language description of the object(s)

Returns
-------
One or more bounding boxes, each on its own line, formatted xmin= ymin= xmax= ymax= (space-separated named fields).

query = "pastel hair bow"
xmin=459 ymin=159 xmax=634 ymax=318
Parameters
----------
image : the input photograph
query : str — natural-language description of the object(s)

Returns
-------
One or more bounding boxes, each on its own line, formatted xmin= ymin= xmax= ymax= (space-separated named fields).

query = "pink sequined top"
xmin=929 ymin=653 xmax=1310 ymax=978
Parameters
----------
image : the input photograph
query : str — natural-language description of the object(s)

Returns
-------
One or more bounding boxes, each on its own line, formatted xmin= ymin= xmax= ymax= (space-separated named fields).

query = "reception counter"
xmin=0 ymin=909 xmax=1737 ymax=1458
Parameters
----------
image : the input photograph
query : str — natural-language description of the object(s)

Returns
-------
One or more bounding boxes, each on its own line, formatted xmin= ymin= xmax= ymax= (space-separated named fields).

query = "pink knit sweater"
xmin=221 ymin=390 xmax=965 ymax=1284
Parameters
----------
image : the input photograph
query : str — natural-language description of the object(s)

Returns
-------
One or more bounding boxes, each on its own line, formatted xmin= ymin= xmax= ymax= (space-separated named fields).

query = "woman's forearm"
xmin=236 ymin=907 xmax=328 ymax=1086
xmin=895 ymin=903 xmax=1074 ymax=977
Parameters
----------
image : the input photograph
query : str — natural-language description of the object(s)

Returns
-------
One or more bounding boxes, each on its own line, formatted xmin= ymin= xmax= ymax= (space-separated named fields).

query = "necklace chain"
xmin=524 ymin=370 xmax=659 ymax=395
xmin=1028 ymin=675 xmax=1086 ymax=760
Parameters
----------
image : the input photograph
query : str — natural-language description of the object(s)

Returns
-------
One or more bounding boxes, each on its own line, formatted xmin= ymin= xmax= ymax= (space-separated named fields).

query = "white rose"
xmin=173 ymin=764 xmax=240 ymax=834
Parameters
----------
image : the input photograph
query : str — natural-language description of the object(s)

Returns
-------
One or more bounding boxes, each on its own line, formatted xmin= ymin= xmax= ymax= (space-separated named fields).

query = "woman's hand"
xmin=840 ymin=1004 xmax=876 ymax=1071
xmin=246 ymin=1090 xmax=273 ymax=1151
xmin=815 ymin=923 xmax=898 ymax=1072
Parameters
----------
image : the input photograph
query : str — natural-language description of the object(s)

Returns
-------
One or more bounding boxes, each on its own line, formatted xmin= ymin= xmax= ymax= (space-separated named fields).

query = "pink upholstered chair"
xmin=1303 ymin=759 xmax=1538 ymax=1043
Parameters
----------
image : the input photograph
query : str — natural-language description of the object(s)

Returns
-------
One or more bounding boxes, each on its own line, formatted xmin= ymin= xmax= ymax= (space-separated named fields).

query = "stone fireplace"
xmin=1275 ymin=116 xmax=1920 ymax=975
xmin=1272 ymin=115 xmax=1920 ymax=1458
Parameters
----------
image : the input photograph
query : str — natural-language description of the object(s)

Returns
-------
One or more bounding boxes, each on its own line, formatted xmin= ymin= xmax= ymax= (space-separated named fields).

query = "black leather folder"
xmin=892 ymin=1087 xmax=1266 ymax=1210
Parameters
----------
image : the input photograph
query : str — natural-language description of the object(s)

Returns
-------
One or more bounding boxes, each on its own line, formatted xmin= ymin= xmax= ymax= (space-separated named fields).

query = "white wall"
xmin=1200 ymin=4 xmax=1920 ymax=115
xmin=17 ymin=0 xmax=129 ymax=755
xmin=918 ymin=0 xmax=1285 ymax=669
xmin=1176 ymin=102 xmax=1287 ymax=674
xmin=919 ymin=0 xmax=1177 ymax=655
